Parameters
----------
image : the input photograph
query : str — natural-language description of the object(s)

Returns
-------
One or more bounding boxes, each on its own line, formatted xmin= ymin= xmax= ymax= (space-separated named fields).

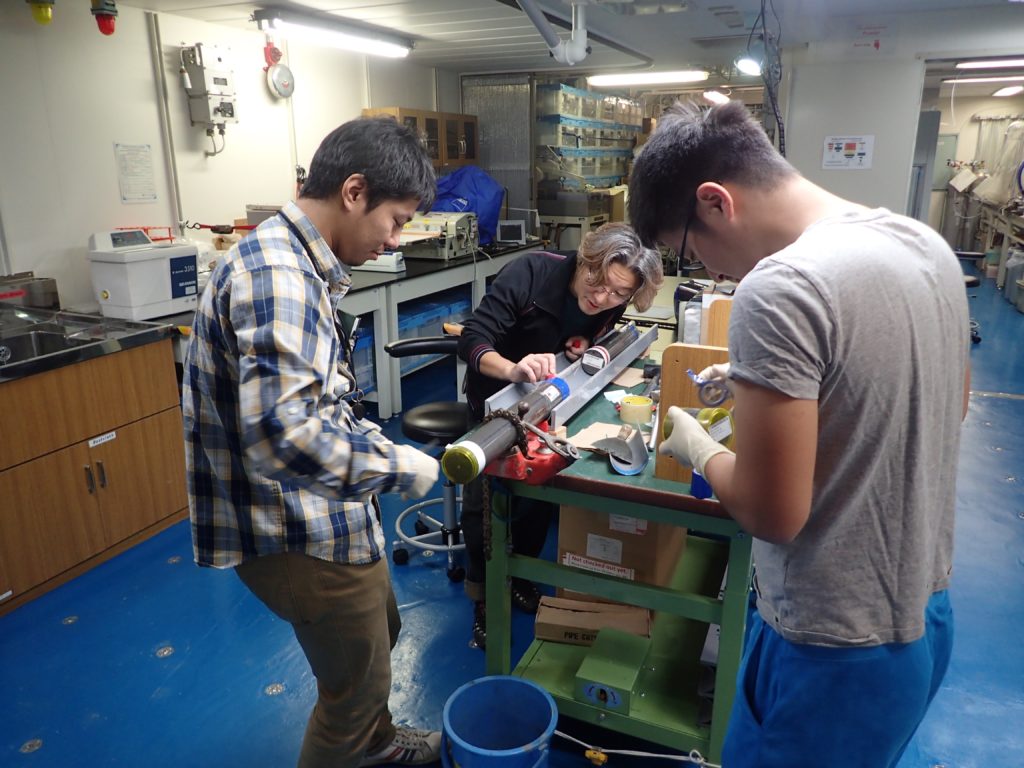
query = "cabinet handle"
xmin=96 ymin=460 xmax=107 ymax=489
xmin=84 ymin=465 xmax=96 ymax=494
xmin=458 ymin=138 xmax=467 ymax=155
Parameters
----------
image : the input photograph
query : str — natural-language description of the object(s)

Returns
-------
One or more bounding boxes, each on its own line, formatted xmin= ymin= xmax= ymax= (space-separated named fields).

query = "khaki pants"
xmin=236 ymin=553 xmax=400 ymax=768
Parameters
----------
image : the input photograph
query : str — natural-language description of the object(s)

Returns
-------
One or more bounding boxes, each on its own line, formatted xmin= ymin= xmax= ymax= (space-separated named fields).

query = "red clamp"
xmin=485 ymin=420 xmax=572 ymax=485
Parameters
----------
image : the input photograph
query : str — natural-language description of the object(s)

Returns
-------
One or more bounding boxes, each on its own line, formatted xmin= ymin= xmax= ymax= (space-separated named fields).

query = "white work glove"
xmin=658 ymin=406 xmax=734 ymax=476
xmin=395 ymin=445 xmax=440 ymax=499
xmin=698 ymin=362 xmax=731 ymax=383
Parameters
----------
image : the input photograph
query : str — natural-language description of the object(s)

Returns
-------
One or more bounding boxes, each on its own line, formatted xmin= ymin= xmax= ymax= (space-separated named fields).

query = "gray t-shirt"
xmin=729 ymin=208 xmax=969 ymax=646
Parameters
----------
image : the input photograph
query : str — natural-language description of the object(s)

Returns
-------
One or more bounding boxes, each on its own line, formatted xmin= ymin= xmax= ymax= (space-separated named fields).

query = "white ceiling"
xmin=123 ymin=0 xmax=1022 ymax=93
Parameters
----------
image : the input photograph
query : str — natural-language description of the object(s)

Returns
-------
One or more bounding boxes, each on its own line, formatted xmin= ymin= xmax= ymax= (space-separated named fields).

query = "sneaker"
xmin=511 ymin=579 xmax=541 ymax=614
xmin=471 ymin=600 xmax=486 ymax=650
xmin=359 ymin=726 xmax=442 ymax=767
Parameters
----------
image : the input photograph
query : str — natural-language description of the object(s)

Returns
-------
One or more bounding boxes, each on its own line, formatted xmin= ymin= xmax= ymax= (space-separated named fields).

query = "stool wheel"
xmin=414 ymin=519 xmax=430 ymax=536
xmin=392 ymin=547 xmax=410 ymax=566
xmin=447 ymin=566 xmax=466 ymax=583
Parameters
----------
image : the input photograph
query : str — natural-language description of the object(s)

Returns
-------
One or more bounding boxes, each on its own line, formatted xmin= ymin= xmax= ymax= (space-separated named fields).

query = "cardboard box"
xmin=642 ymin=117 xmax=657 ymax=133
xmin=535 ymin=596 xmax=651 ymax=646
xmin=557 ymin=505 xmax=687 ymax=604
xmin=594 ymin=185 xmax=628 ymax=223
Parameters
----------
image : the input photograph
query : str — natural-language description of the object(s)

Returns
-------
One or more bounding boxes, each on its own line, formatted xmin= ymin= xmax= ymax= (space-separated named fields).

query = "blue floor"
xmin=2 ymin=268 xmax=1022 ymax=767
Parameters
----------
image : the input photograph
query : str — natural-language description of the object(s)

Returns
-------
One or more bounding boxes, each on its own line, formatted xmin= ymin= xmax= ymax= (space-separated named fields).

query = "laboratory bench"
xmin=165 ymin=241 xmax=540 ymax=420
xmin=483 ymin=375 xmax=752 ymax=764
xmin=977 ymin=202 xmax=1024 ymax=287
xmin=621 ymin=275 xmax=728 ymax=360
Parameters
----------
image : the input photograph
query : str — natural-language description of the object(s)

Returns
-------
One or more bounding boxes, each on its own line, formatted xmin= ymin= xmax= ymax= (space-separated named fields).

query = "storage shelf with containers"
xmin=350 ymin=287 xmax=472 ymax=395
xmin=536 ymin=84 xmax=642 ymax=190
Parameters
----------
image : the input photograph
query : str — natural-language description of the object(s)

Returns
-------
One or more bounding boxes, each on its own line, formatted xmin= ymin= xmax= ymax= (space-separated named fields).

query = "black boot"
xmin=511 ymin=578 xmax=541 ymax=614
xmin=472 ymin=600 xmax=486 ymax=650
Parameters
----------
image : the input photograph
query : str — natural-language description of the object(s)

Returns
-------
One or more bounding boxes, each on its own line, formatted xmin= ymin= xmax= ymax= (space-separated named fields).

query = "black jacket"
xmin=458 ymin=251 xmax=624 ymax=418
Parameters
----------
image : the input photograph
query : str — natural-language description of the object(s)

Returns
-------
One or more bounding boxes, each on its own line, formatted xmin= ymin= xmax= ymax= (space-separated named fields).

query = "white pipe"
xmin=520 ymin=0 xmax=589 ymax=67
xmin=146 ymin=13 xmax=185 ymax=239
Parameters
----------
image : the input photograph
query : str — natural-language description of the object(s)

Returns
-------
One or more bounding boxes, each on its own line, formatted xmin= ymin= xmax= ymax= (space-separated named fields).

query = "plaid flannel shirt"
xmin=182 ymin=201 xmax=418 ymax=568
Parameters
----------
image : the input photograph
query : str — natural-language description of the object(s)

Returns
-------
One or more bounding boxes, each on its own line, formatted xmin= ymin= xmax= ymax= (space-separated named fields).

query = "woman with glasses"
xmin=456 ymin=221 xmax=663 ymax=649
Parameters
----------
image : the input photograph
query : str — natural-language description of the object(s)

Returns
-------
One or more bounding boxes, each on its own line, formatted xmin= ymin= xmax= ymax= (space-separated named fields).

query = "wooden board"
xmin=655 ymin=343 xmax=731 ymax=484
xmin=700 ymin=296 xmax=732 ymax=347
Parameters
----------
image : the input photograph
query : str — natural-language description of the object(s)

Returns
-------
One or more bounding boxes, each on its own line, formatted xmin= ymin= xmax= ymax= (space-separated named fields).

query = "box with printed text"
xmin=556 ymin=505 xmax=687 ymax=605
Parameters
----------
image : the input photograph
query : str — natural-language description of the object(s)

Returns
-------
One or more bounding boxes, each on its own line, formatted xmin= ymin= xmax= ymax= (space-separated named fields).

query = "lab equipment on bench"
xmin=400 ymin=212 xmax=478 ymax=261
xmin=0 ymin=272 xmax=60 ymax=310
xmin=351 ymin=251 xmax=405 ymax=273
xmin=87 ymin=230 xmax=200 ymax=320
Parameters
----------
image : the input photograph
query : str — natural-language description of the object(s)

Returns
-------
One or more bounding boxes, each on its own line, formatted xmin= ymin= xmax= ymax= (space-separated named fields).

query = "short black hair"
xmin=627 ymin=100 xmax=796 ymax=247
xmin=300 ymin=116 xmax=436 ymax=210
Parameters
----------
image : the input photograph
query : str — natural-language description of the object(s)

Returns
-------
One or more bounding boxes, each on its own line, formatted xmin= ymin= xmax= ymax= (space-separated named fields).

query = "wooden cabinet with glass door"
xmin=362 ymin=107 xmax=478 ymax=171
xmin=441 ymin=113 xmax=478 ymax=169
xmin=362 ymin=107 xmax=441 ymax=168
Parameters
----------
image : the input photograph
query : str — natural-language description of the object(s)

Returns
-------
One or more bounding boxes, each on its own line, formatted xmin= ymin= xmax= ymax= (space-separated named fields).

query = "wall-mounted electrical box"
xmin=180 ymin=43 xmax=238 ymax=128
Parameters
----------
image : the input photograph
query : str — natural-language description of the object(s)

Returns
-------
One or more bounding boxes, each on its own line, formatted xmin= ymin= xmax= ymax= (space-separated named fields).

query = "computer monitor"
xmin=496 ymin=219 xmax=527 ymax=245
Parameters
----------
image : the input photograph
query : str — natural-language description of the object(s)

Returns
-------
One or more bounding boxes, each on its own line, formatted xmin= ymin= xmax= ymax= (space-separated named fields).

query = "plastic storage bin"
xmin=350 ymin=332 xmax=376 ymax=394
xmin=1002 ymin=250 xmax=1024 ymax=304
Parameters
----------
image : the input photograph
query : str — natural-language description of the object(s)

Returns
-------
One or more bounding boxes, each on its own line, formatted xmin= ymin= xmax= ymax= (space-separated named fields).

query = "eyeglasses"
xmin=585 ymin=268 xmax=636 ymax=303
xmin=678 ymin=195 xmax=699 ymax=263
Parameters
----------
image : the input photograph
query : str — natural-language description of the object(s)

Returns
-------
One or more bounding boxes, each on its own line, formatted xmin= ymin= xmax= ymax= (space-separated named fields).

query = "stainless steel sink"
xmin=0 ymin=304 xmax=174 ymax=381
xmin=0 ymin=331 xmax=94 ymax=366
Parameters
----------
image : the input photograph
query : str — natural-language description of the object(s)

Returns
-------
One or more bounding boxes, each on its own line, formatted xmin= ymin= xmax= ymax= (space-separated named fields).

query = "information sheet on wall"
xmin=114 ymin=143 xmax=158 ymax=203
xmin=822 ymin=135 xmax=874 ymax=170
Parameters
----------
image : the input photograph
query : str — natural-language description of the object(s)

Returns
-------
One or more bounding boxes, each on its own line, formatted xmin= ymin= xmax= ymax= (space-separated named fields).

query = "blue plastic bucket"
xmin=442 ymin=676 xmax=558 ymax=768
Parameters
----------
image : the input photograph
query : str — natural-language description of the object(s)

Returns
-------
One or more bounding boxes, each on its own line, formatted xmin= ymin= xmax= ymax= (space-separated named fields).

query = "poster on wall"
xmin=114 ymin=143 xmax=157 ymax=203
xmin=822 ymin=135 xmax=874 ymax=170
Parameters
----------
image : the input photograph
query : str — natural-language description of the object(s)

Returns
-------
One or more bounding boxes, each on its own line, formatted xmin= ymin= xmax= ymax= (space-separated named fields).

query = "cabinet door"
xmin=440 ymin=114 xmax=479 ymax=168
xmin=0 ymin=442 xmax=105 ymax=594
xmin=91 ymin=408 xmax=188 ymax=547
xmin=0 ymin=553 xmax=13 ymax=605
xmin=421 ymin=112 xmax=441 ymax=165
xmin=462 ymin=115 xmax=478 ymax=163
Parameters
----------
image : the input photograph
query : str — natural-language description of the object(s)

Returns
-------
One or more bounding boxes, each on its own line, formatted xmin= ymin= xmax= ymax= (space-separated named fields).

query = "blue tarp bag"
xmin=434 ymin=166 xmax=504 ymax=245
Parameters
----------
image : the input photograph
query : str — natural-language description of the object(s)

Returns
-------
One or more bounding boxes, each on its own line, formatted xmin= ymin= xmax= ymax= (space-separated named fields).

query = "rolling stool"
xmin=954 ymin=251 xmax=983 ymax=344
xmin=384 ymin=335 xmax=472 ymax=581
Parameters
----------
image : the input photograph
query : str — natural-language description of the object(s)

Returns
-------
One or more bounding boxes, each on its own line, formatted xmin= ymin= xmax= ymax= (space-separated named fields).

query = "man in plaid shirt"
xmin=182 ymin=117 xmax=442 ymax=768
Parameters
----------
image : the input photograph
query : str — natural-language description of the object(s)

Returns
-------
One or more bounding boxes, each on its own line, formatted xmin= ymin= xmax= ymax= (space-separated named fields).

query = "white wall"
xmin=786 ymin=58 xmax=924 ymax=211
xmin=782 ymin=6 xmax=1024 ymax=215
xmin=921 ymin=93 xmax=1024 ymax=163
xmin=0 ymin=4 xmax=462 ymax=310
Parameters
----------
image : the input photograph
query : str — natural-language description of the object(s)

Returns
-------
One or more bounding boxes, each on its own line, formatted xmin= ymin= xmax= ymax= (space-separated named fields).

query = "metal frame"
xmin=484 ymin=446 xmax=752 ymax=763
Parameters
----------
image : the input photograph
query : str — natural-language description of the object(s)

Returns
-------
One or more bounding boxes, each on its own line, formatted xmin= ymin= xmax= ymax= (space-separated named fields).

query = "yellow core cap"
xmin=442 ymin=444 xmax=480 ymax=485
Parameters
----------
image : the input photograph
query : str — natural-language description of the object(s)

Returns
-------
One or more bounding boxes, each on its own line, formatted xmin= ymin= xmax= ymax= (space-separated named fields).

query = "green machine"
xmin=574 ymin=629 xmax=652 ymax=715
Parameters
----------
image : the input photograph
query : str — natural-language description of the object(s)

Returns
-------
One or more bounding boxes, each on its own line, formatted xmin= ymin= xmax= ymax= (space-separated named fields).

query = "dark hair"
xmin=300 ymin=116 xmax=436 ymax=210
xmin=627 ymin=100 xmax=796 ymax=247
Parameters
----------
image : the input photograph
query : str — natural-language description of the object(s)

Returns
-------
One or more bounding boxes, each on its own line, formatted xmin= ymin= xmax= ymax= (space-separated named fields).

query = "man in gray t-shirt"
xmin=628 ymin=101 xmax=969 ymax=768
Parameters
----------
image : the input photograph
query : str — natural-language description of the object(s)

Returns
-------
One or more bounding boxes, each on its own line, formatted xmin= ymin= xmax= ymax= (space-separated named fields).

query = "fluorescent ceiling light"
xmin=956 ymin=59 xmax=1024 ymax=69
xmin=703 ymin=89 xmax=730 ymax=104
xmin=587 ymin=70 xmax=709 ymax=87
xmin=253 ymin=8 xmax=411 ymax=59
xmin=942 ymin=75 xmax=1024 ymax=84
xmin=993 ymin=85 xmax=1024 ymax=97
xmin=734 ymin=55 xmax=761 ymax=77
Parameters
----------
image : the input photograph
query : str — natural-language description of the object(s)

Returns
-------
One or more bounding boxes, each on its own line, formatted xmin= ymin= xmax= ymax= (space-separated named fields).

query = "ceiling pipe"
xmin=519 ymin=0 xmax=590 ymax=66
